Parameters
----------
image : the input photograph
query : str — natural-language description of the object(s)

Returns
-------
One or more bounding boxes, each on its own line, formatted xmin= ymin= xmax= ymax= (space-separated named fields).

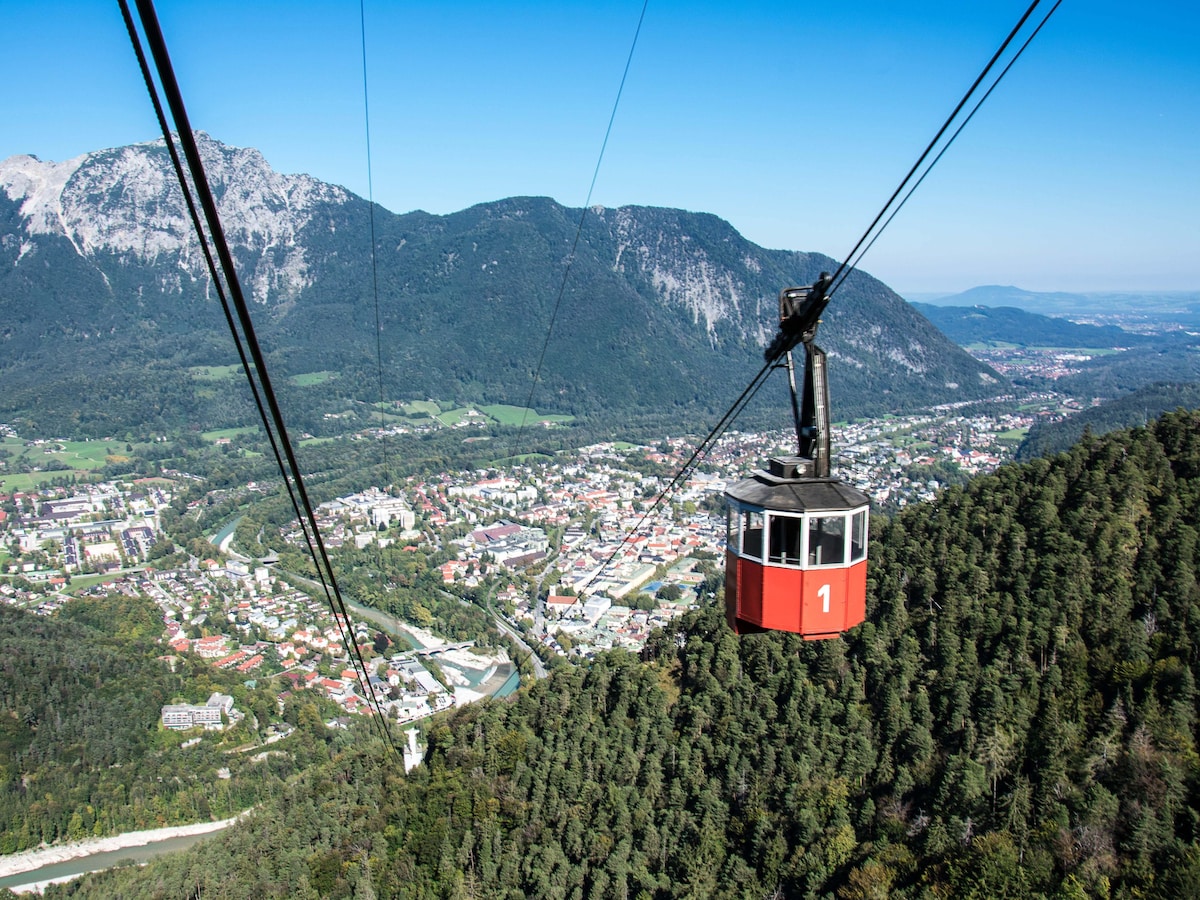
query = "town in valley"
xmin=0 ymin=387 xmax=1078 ymax=742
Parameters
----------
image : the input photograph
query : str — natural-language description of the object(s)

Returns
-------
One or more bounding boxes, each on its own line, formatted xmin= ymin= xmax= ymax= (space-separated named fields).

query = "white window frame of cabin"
xmin=807 ymin=514 xmax=848 ymax=567
xmin=849 ymin=508 xmax=868 ymax=564
xmin=727 ymin=504 xmax=765 ymax=562
xmin=766 ymin=511 xmax=805 ymax=566
xmin=729 ymin=503 xmax=868 ymax=568
xmin=755 ymin=507 xmax=870 ymax=570
xmin=741 ymin=508 xmax=765 ymax=561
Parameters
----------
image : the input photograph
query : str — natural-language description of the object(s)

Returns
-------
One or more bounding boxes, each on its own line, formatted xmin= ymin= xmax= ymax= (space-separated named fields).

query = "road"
xmin=279 ymin=567 xmax=545 ymax=682
xmin=493 ymin=614 xmax=548 ymax=680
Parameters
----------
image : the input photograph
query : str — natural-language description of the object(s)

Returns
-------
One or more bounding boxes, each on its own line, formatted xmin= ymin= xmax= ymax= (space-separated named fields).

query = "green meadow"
xmin=400 ymin=400 xmax=441 ymax=417
xmin=480 ymin=404 xmax=574 ymax=426
xmin=188 ymin=364 xmax=243 ymax=382
xmin=200 ymin=426 xmax=259 ymax=442
xmin=996 ymin=427 xmax=1030 ymax=441
xmin=0 ymin=438 xmax=128 ymax=492
xmin=290 ymin=371 xmax=335 ymax=387
xmin=435 ymin=407 xmax=484 ymax=426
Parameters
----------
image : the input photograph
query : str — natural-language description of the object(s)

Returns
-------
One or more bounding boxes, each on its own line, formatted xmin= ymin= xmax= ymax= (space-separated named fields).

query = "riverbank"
xmin=0 ymin=814 xmax=246 ymax=883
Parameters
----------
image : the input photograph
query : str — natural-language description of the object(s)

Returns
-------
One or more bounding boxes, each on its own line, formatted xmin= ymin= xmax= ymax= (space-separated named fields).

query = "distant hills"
xmin=0 ymin=135 xmax=1002 ymax=438
xmin=912 ymin=284 xmax=1200 ymax=321
xmin=914 ymin=284 xmax=1089 ymax=311
xmin=912 ymin=292 xmax=1200 ymax=413
xmin=912 ymin=302 xmax=1153 ymax=349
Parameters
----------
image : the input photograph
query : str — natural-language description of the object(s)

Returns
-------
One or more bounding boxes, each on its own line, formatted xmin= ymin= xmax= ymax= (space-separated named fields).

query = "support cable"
xmin=116 ymin=0 xmax=342 ymax=640
xmin=577 ymin=356 xmax=775 ymax=595
xmin=825 ymin=0 xmax=1048 ymax=301
xmin=124 ymin=0 xmax=400 ymax=756
xmin=847 ymin=0 xmax=1063 ymax=280
xmin=586 ymin=0 xmax=1057 ymax=590
xmin=360 ymin=0 xmax=390 ymax=463
xmin=511 ymin=0 xmax=650 ymax=459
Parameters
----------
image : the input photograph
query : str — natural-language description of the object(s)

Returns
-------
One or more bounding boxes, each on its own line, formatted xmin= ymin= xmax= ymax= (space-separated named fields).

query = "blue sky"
xmin=5 ymin=1 xmax=1198 ymax=294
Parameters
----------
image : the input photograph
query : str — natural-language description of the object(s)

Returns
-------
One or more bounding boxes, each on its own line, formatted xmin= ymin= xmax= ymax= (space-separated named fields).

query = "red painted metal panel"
xmin=727 ymin=554 xmax=868 ymax=638
xmin=737 ymin=555 xmax=764 ymax=624
xmin=759 ymin=565 xmax=804 ymax=632
xmin=724 ymin=549 xmax=740 ymax=631
xmin=844 ymin=559 xmax=868 ymax=629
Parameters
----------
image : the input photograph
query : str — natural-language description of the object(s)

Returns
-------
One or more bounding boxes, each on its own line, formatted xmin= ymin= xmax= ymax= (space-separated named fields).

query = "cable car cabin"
xmin=725 ymin=455 xmax=869 ymax=638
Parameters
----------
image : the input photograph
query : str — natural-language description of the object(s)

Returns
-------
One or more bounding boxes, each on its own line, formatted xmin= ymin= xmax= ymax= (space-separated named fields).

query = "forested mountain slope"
xmin=0 ymin=137 xmax=1001 ymax=437
xmin=46 ymin=412 xmax=1200 ymax=899
xmin=1018 ymin=382 xmax=1200 ymax=460
xmin=0 ymin=596 xmax=335 ymax=855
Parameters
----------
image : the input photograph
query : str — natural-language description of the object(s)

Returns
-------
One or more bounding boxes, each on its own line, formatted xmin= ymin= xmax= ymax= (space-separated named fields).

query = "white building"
xmin=161 ymin=693 xmax=236 ymax=731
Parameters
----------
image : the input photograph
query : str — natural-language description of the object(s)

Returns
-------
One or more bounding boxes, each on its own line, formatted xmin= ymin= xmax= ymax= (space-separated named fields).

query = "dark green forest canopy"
xmin=1017 ymin=383 xmax=1200 ymax=460
xmin=0 ymin=596 xmax=342 ymax=855
xmin=41 ymin=411 xmax=1200 ymax=899
xmin=911 ymin=303 xmax=1154 ymax=350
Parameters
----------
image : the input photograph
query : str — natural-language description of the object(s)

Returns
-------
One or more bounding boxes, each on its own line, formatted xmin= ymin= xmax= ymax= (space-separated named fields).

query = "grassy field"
xmin=1 ymin=473 xmax=46 ymax=492
xmin=0 ymin=438 xmax=125 ymax=492
xmin=66 ymin=572 xmax=135 ymax=593
xmin=401 ymin=400 xmax=441 ymax=417
xmin=188 ymin=364 xmax=243 ymax=382
xmin=362 ymin=403 xmax=410 ymax=424
xmin=290 ymin=371 xmax=335 ymax=387
xmin=57 ymin=441 xmax=121 ymax=466
xmin=479 ymin=404 xmax=574 ymax=426
xmin=200 ymin=426 xmax=259 ymax=442
xmin=436 ymin=407 xmax=488 ymax=427
xmin=996 ymin=427 xmax=1030 ymax=441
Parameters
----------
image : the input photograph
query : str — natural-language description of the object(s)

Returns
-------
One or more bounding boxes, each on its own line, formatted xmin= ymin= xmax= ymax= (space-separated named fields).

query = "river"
xmin=0 ymin=822 xmax=235 ymax=894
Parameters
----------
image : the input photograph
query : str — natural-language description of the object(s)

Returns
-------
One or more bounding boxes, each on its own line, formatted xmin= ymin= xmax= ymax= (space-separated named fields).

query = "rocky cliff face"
xmin=605 ymin=205 xmax=771 ymax=343
xmin=1 ymin=133 xmax=349 ymax=304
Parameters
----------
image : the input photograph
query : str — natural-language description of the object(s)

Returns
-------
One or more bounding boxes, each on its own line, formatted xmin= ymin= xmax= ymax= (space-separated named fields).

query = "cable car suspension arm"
xmin=766 ymin=273 xmax=834 ymax=477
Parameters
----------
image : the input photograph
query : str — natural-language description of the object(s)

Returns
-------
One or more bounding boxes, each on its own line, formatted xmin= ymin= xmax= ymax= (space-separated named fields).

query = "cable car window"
xmin=807 ymin=515 xmax=846 ymax=566
xmin=741 ymin=509 xmax=764 ymax=560
xmin=767 ymin=513 xmax=803 ymax=565
xmin=850 ymin=510 xmax=867 ymax=563
xmin=726 ymin=505 xmax=737 ymax=552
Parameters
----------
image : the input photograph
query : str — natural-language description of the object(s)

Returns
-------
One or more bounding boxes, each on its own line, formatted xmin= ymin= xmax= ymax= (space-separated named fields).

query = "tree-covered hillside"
xmin=0 ymin=596 xmax=343 ymax=854
xmin=911 ymin=303 xmax=1153 ymax=350
xmin=1046 ymin=342 xmax=1200 ymax=406
xmin=1018 ymin=382 xmax=1200 ymax=460
xmin=42 ymin=411 xmax=1200 ymax=899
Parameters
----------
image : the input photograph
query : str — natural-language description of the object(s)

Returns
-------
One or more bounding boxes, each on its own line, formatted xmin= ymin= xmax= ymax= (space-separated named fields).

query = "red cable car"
xmin=724 ymin=274 xmax=870 ymax=638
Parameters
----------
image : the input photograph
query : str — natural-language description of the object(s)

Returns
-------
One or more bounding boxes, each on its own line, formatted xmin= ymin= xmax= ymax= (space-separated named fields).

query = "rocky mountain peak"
xmin=0 ymin=133 xmax=1006 ymax=437
xmin=0 ymin=133 xmax=352 ymax=303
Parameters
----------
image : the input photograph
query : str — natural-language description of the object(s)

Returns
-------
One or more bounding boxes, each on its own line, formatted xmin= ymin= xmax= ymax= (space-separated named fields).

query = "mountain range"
xmin=0 ymin=134 xmax=1002 ymax=438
